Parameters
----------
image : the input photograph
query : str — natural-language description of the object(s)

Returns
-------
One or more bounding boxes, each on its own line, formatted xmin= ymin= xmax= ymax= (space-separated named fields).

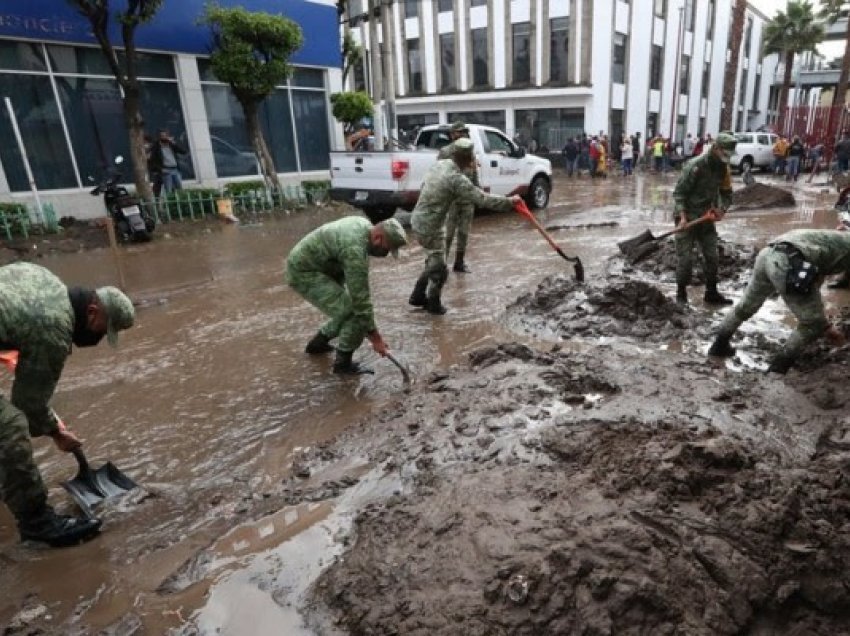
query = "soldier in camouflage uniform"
xmin=439 ymin=122 xmax=478 ymax=274
xmin=409 ymin=138 xmax=520 ymax=315
xmin=708 ymin=229 xmax=850 ymax=373
xmin=287 ymin=217 xmax=408 ymax=374
xmin=673 ymin=132 xmax=738 ymax=306
xmin=0 ymin=263 xmax=135 ymax=547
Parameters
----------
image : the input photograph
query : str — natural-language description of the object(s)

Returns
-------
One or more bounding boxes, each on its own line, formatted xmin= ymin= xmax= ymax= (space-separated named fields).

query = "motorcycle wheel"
xmin=132 ymin=230 xmax=152 ymax=243
xmin=144 ymin=216 xmax=156 ymax=233
xmin=116 ymin=220 xmax=131 ymax=242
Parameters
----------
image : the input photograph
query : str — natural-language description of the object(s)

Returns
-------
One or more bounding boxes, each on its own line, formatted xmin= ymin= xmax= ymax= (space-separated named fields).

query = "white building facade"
xmin=344 ymin=0 xmax=778 ymax=151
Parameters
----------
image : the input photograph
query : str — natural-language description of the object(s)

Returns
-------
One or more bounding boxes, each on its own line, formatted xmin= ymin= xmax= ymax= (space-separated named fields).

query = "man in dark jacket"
xmin=148 ymin=129 xmax=188 ymax=195
xmin=562 ymin=137 xmax=579 ymax=177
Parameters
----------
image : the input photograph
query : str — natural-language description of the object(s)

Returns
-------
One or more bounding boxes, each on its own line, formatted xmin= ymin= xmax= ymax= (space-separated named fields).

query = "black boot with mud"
xmin=828 ymin=273 xmax=850 ymax=289
xmin=408 ymin=275 xmax=428 ymax=307
xmin=704 ymin=283 xmax=733 ymax=306
xmin=453 ymin=252 xmax=471 ymax=274
xmin=305 ymin=331 xmax=334 ymax=354
xmin=18 ymin=507 xmax=102 ymax=548
xmin=425 ymin=295 xmax=447 ymax=315
xmin=708 ymin=334 xmax=736 ymax=357
xmin=333 ymin=350 xmax=374 ymax=375
xmin=676 ymin=284 xmax=688 ymax=305
xmin=767 ymin=354 xmax=794 ymax=374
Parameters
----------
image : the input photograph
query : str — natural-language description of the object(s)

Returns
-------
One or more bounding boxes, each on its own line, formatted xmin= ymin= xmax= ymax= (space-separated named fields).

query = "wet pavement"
xmin=0 ymin=169 xmax=846 ymax=634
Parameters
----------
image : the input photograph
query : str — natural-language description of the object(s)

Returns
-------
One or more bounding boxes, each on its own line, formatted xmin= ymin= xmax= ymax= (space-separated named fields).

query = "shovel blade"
xmin=62 ymin=461 xmax=138 ymax=516
xmin=626 ymin=239 xmax=661 ymax=264
xmin=617 ymin=229 xmax=656 ymax=255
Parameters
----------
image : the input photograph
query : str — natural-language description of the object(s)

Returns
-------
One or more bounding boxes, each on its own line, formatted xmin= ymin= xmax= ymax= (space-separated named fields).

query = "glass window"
xmin=139 ymin=82 xmax=194 ymax=179
xmin=440 ymin=33 xmax=455 ymax=91
xmin=707 ymin=0 xmax=715 ymax=38
xmin=202 ymin=84 xmax=262 ymax=178
xmin=353 ymin=57 xmax=367 ymax=92
xmin=612 ymin=33 xmax=626 ymax=84
xmin=197 ymin=58 xmax=216 ymax=82
xmin=404 ymin=0 xmax=418 ymax=18
xmin=515 ymin=108 xmax=584 ymax=153
xmin=415 ymin=128 xmax=452 ymax=149
xmin=438 ymin=0 xmax=453 ymax=11
xmin=757 ymin=134 xmax=770 ymax=145
xmin=0 ymin=41 xmax=46 ymax=72
xmin=752 ymin=72 xmax=761 ymax=110
xmin=701 ymin=61 xmax=710 ymax=99
xmin=0 ymin=74 xmax=77 ymax=191
xmin=291 ymin=91 xmax=329 ymax=171
xmin=647 ymin=112 xmax=658 ymax=138
xmin=610 ymin=110 xmax=624 ymax=155
xmin=483 ymin=130 xmax=512 ymax=153
xmin=292 ymin=68 xmax=324 ymax=88
xmin=448 ymin=110 xmax=506 ymax=131
xmin=650 ymin=45 xmax=662 ymax=90
xmin=679 ymin=54 xmax=690 ymax=94
xmin=512 ymin=23 xmax=531 ymax=85
xmin=472 ymin=29 xmax=488 ymax=87
xmin=738 ymin=69 xmax=747 ymax=107
xmin=47 ymin=45 xmax=175 ymax=78
xmin=470 ymin=0 xmax=487 ymax=6
xmin=744 ymin=17 xmax=753 ymax=53
xmin=676 ymin=115 xmax=686 ymax=142
xmin=735 ymin=133 xmax=752 ymax=143
xmin=685 ymin=0 xmax=695 ymax=32
xmin=397 ymin=113 xmax=438 ymax=144
xmin=654 ymin=0 xmax=666 ymax=17
xmin=258 ymin=90 xmax=298 ymax=174
xmin=407 ymin=39 xmax=422 ymax=93
xmin=550 ymin=17 xmax=569 ymax=84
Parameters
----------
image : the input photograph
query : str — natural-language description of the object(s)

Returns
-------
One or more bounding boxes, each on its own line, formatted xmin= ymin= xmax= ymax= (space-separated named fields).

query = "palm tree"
xmin=819 ymin=1 xmax=849 ymax=137
xmin=721 ymin=0 xmax=748 ymax=131
xmin=763 ymin=1 xmax=825 ymax=133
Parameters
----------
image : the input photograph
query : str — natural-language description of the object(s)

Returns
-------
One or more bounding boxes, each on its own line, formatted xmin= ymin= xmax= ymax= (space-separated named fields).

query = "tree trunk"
xmin=776 ymin=50 xmax=794 ymax=134
xmin=720 ymin=0 xmax=747 ymax=131
xmin=242 ymin=100 xmax=282 ymax=192
xmin=123 ymin=84 xmax=154 ymax=202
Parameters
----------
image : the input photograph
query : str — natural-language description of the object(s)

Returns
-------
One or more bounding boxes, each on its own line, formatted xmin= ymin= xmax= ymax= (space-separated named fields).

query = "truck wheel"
xmin=526 ymin=177 xmax=550 ymax=209
xmin=740 ymin=157 xmax=753 ymax=174
xmin=363 ymin=207 xmax=396 ymax=224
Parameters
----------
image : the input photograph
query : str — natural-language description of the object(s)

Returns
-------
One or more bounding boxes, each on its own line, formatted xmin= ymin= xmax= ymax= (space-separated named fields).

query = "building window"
xmin=676 ymin=115 xmax=686 ymax=143
xmin=472 ymin=28 xmax=488 ymax=87
xmin=353 ymin=57 xmax=366 ymax=92
xmin=737 ymin=110 xmax=744 ymax=131
xmin=448 ymin=110 xmax=506 ymax=131
xmin=404 ymin=0 xmax=418 ymax=19
xmin=610 ymin=109 xmax=624 ymax=156
xmin=679 ymin=54 xmax=690 ymax=94
xmin=407 ymin=38 xmax=423 ymax=93
xmin=739 ymin=69 xmax=747 ymax=108
xmin=685 ymin=0 xmax=695 ymax=32
xmin=440 ymin=33 xmax=455 ymax=91
xmin=647 ymin=112 xmax=659 ymax=138
xmin=752 ymin=71 xmax=761 ymax=110
xmin=654 ymin=0 xmax=666 ymax=17
xmin=550 ymin=17 xmax=569 ymax=84
xmin=744 ymin=17 xmax=753 ymax=56
xmin=470 ymin=0 xmax=487 ymax=6
xmin=513 ymin=23 xmax=531 ymax=85
xmin=515 ymin=108 xmax=584 ymax=153
xmin=650 ymin=45 xmax=662 ymax=90
xmin=707 ymin=0 xmax=715 ymax=39
xmin=612 ymin=33 xmax=627 ymax=84
xmin=438 ymin=0 xmax=453 ymax=11
xmin=701 ymin=61 xmax=710 ymax=99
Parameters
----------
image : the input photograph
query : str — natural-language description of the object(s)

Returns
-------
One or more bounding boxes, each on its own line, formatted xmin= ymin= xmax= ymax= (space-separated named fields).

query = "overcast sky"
xmin=748 ymin=0 xmax=845 ymax=60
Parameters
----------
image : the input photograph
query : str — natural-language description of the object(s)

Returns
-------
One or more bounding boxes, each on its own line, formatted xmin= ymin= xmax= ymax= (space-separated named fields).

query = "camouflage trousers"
xmin=675 ymin=221 xmax=719 ymax=286
xmin=287 ymin=265 xmax=368 ymax=353
xmin=445 ymin=202 xmax=474 ymax=257
xmin=0 ymin=397 xmax=48 ymax=521
xmin=414 ymin=229 xmax=448 ymax=299
xmin=718 ymin=246 xmax=828 ymax=359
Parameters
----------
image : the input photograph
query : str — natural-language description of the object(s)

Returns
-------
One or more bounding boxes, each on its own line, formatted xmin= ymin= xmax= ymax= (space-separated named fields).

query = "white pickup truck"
xmin=329 ymin=124 xmax=553 ymax=223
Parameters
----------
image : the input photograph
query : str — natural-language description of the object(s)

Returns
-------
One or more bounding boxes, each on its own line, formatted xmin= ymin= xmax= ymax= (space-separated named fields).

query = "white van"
xmin=729 ymin=132 xmax=779 ymax=173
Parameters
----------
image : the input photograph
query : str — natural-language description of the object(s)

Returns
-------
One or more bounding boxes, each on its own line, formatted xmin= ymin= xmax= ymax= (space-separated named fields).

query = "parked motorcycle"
xmin=89 ymin=156 xmax=155 ymax=243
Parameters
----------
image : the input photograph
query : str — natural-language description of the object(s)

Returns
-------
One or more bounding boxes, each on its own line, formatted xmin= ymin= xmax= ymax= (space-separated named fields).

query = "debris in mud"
xmin=732 ymin=182 xmax=795 ymax=209
xmin=608 ymin=239 xmax=758 ymax=287
xmin=311 ymin=343 xmax=850 ymax=636
xmin=507 ymin=275 xmax=694 ymax=340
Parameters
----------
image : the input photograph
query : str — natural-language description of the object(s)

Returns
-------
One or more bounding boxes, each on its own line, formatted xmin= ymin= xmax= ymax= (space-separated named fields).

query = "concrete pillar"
xmin=175 ymin=54 xmax=217 ymax=183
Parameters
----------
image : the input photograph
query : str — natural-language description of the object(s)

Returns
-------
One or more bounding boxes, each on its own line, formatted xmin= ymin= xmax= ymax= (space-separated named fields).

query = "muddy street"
xmin=2 ymin=171 xmax=849 ymax=635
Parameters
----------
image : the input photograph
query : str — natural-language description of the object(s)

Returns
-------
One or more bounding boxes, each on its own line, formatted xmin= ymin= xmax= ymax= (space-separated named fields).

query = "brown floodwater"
xmin=0 ymin=170 xmax=844 ymax=634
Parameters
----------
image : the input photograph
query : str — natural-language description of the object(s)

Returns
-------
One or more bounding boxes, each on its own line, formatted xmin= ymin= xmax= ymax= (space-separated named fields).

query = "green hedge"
xmin=223 ymin=181 xmax=266 ymax=196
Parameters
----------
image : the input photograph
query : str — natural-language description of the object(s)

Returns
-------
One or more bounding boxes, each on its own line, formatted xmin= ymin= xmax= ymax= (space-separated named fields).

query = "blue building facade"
xmin=0 ymin=0 xmax=341 ymax=215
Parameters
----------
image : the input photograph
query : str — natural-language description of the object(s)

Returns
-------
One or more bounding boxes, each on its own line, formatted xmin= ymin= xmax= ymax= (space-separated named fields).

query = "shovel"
xmin=617 ymin=211 xmax=716 ymax=264
xmin=0 ymin=351 xmax=138 ymax=515
xmin=513 ymin=200 xmax=585 ymax=282
xmin=386 ymin=351 xmax=413 ymax=387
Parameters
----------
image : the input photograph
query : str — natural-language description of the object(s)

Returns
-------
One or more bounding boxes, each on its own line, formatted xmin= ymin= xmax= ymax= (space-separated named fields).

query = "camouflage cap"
xmin=714 ymin=132 xmax=737 ymax=151
xmin=452 ymin=137 xmax=475 ymax=158
xmin=450 ymin=121 xmax=468 ymax=132
xmin=95 ymin=286 xmax=135 ymax=346
xmin=377 ymin=218 xmax=408 ymax=257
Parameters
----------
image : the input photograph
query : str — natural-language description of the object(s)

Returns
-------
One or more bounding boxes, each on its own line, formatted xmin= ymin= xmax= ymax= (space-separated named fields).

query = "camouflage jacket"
xmin=673 ymin=152 xmax=733 ymax=221
xmin=411 ymin=159 xmax=513 ymax=237
xmin=437 ymin=141 xmax=480 ymax=186
xmin=773 ymin=230 xmax=850 ymax=275
xmin=0 ymin=263 xmax=72 ymax=436
xmin=286 ymin=216 xmax=377 ymax=333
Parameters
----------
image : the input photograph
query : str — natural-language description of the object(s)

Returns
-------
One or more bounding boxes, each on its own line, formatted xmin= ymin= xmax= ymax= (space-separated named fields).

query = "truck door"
xmin=757 ymin=133 xmax=773 ymax=167
xmin=478 ymin=129 xmax=523 ymax=195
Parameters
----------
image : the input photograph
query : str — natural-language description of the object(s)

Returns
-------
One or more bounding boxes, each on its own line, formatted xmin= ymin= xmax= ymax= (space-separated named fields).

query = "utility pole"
xmin=380 ymin=0 xmax=397 ymax=146
xmin=368 ymin=0 xmax=385 ymax=150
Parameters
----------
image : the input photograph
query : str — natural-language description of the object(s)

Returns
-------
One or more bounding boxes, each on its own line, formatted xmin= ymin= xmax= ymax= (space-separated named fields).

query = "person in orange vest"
xmin=772 ymin=136 xmax=789 ymax=176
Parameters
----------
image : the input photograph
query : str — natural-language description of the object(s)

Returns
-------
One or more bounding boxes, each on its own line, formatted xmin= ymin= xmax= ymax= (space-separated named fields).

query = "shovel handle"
xmin=71 ymin=447 xmax=92 ymax=474
xmin=514 ymin=201 xmax=579 ymax=263
xmin=386 ymin=351 xmax=412 ymax=385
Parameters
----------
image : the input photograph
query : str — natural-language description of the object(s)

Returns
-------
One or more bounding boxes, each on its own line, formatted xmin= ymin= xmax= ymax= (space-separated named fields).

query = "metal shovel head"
xmin=62 ymin=453 xmax=138 ymax=516
xmin=617 ymin=229 xmax=656 ymax=255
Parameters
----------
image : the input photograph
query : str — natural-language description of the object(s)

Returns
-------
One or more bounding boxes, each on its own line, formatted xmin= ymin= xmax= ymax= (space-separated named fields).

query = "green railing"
xmin=0 ymin=202 xmax=58 ymax=240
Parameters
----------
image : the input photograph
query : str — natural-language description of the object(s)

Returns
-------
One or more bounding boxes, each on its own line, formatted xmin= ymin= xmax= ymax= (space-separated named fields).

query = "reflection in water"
xmin=0 ymin=173 xmax=842 ymax=632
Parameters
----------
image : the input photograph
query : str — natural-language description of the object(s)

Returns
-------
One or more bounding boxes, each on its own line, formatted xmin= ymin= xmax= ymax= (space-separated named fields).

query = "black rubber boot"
xmin=676 ymin=284 xmax=688 ymax=305
xmin=305 ymin=331 xmax=334 ymax=354
xmin=332 ymin=350 xmax=374 ymax=375
xmin=408 ymin=275 xmax=428 ymax=307
xmin=767 ymin=354 xmax=794 ymax=374
xmin=18 ymin=507 xmax=102 ymax=548
xmin=425 ymin=294 xmax=448 ymax=315
xmin=703 ymin=282 xmax=733 ymax=306
xmin=453 ymin=252 xmax=471 ymax=273
xmin=828 ymin=273 xmax=850 ymax=289
xmin=707 ymin=333 xmax=736 ymax=357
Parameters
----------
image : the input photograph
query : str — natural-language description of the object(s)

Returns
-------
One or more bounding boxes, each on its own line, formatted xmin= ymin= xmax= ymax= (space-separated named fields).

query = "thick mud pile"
xmin=732 ymin=183 xmax=796 ymax=209
xmin=312 ymin=344 xmax=850 ymax=635
xmin=507 ymin=276 xmax=694 ymax=340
